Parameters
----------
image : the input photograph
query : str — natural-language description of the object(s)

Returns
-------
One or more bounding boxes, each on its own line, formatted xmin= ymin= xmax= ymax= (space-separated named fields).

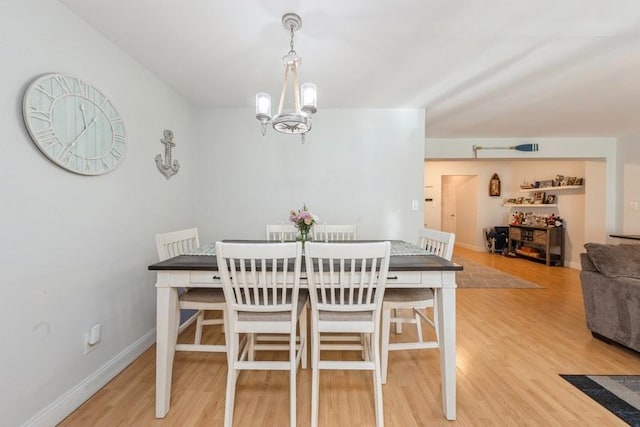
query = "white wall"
xmin=0 ymin=2 xmax=197 ymax=426
xmin=425 ymin=137 xmax=618 ymax=268
xmin=425 ymin=137 xmax=618 ymax=233
xmin=619 ymin=134 xmax=640 ymax=234
xmin=424 ymin=158 xmax=606 ymax=268
xmin=509 ymin=160 xmax=591 ymax=267
xmin=194 ymin=109 xmax=426 ymax=244
xmin=584 ymin=160 xmax=607 ymax=243
xmin=424 ymin=161 xmax=515 ymax=249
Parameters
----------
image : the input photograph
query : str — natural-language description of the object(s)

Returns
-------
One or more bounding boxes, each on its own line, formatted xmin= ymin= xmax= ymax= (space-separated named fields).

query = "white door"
xmin=441 ymin=178 xmax=456 ymax=234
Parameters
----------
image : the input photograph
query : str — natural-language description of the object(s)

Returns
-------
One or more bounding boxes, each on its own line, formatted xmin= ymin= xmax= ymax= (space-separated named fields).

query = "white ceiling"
xmin=58 ymin=0 xmax=640 ymax=137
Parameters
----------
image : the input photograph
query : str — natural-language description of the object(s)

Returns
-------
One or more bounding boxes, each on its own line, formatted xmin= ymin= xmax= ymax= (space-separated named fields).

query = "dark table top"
xmin=149 ymin=241 xmax=462 ymax=272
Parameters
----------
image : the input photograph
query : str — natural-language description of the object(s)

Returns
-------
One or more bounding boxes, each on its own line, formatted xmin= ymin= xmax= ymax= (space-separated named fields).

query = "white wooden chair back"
xmin=266 ymin=223 xmax=298 ymax=242
xmin=306 ymin=241 xmax=391 ymax=427
xmin=216 ymin=241 xmax=305 ymax=427
xmin=305 ymin=242 xmax=391 ymax=316
xmin=155 ymin=227 xmax=199 ymax=261
xmin=313 ymin=224 xmax=357 ymax=242
xmin=155 ymin=227 xmax=227 ymax=354
xmin=216 ymin=242 xmax=302 ymax=322
xmin=417 ymin=228 xmax=455 ymax=261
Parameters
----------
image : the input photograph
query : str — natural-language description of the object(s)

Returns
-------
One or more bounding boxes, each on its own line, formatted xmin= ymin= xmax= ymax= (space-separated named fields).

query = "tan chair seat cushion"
xmin=238 ymin=290 xmax=309 ymax=321
xmin=180 ymin=288 xmax=226 ymax=303
xmin=383 ymin=288 xmax=433 ymax=302
xmin=319 ymin=310 xmax=373 ymax=321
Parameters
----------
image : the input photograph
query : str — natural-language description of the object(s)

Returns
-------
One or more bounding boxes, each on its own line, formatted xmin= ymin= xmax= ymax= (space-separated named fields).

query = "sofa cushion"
xmin=584 ymin=243 xmax=640 ymax=279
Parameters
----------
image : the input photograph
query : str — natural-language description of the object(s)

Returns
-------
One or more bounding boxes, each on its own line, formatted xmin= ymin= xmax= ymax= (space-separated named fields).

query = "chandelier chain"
xmin=288 ymin=24 xmax=296 ymax=55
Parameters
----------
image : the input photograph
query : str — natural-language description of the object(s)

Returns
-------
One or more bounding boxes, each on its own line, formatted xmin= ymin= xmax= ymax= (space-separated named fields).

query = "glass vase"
xmin=297 ymin=229 xmax=310 ymax=252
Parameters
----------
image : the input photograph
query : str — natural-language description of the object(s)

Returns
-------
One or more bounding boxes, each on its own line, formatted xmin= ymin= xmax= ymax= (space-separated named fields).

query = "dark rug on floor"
xmin=561 ymin=374 xmax=640 ymax=426
xmin=452 ymin=256 xmax=542 ymax=288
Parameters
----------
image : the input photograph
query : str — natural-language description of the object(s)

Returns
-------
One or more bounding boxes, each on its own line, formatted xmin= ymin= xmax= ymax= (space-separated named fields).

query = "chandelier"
xmin=255 ymin=13 xmax=317 ymax=141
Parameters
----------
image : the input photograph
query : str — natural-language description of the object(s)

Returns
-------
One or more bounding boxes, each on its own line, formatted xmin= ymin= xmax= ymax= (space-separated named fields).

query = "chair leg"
xmin=381 ymin=307 xmax=391 ymax=385
xmin=311 ymin=321 xmax=320 ymax=427
xmin=248 ymin=333 xmax=256 ymax=361
xmin=300 ymin=303 xmax=308 ymax=369
xmin=223 ymin=309 xmax=231 ymax=366
xmin=394 ymin=308 xmax=403 ymax=334
xmin=362 ymin=333 xmax=370 ymax=361
xmin=224 ymin=332 xmax=239 ymax=427
xmin=290 ymin=330 xmax=297 ymax=427
xmin=372 ymin=330 xmax=384 ymax=427
xmin=414 ymin=309 xmax=424 ymax=342
xmin=194 ymin=310 xmax=205 ymax=345
xmin=433 ymin=303 xmax=440 ymax=342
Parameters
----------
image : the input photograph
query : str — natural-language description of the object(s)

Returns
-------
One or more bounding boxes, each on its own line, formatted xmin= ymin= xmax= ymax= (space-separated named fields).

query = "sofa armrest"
xmin=580 ymin=253 xmax=597 ymax=272
xmin=580 ymin=270 xmax=640 ymax=351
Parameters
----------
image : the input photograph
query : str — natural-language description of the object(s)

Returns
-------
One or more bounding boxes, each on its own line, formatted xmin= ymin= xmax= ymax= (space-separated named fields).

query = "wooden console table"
xmin=509 ymin=225 xmax=564 ymax=266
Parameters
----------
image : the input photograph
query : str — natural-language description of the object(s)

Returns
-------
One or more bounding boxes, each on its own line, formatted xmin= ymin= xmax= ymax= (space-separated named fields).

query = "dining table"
xmin=148 ymin=240 xmax=463 ymax=420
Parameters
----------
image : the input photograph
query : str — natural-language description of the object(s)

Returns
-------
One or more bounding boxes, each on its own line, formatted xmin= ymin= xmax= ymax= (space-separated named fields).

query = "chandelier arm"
xmin=277 ymin=63 xmax=290 ymax=116
xmin=292 ymin=63 xmax=301 ymax=113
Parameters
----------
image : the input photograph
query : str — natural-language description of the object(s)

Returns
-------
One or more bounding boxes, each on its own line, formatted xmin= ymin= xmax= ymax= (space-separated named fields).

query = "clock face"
xmin=23 ymin=73 xmax=127 ymax=175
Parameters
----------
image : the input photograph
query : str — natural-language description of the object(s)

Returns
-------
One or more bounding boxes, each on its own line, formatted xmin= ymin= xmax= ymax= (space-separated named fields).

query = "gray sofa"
xmin=580 ymin=243 xmax=640 ymax=352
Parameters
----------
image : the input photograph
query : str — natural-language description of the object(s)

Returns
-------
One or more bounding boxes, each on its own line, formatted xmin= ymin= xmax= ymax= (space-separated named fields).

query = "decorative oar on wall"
xmin=472 ymin=143 xmax=539 ymax=158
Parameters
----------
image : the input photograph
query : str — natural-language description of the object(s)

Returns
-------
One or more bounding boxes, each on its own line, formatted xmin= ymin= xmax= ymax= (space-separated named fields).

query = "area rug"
xmin=561 ymin=375 xmax=640 ymax=426
xmin=452 ymin=256 xmax=542 ymax=289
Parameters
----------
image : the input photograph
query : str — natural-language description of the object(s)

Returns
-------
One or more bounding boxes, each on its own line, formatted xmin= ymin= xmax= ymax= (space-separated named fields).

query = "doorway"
xmin=441 ymin=175 xmax=478 ymax=248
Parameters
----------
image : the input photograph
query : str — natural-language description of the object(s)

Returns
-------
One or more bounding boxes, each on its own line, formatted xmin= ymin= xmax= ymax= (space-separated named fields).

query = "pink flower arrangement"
xmin=289 ymin=204 xmax=318 ymax=237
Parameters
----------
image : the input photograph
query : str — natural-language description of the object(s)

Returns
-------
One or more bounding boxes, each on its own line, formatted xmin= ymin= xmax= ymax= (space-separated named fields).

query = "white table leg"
xmin=436 ymin=271 xmax=457 ymax=420
xmin=155 ymin=284 xmax=179 ymax=418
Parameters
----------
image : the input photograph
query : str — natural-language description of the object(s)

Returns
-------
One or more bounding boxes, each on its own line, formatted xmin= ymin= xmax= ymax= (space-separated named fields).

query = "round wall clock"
xmin=23 ymin=73 xmax=127 ymax=175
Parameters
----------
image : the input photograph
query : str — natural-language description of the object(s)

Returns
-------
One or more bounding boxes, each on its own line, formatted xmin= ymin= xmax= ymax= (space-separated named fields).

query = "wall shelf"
xmin=519 ymin=185 xmax=583 ymax=193
xmin=504 ymin=204 xmax=558 ymax=208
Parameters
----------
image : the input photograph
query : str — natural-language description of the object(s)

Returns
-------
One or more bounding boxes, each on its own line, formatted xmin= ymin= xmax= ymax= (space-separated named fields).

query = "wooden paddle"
xmin=472 ymin=143 xmax=539 ymax=158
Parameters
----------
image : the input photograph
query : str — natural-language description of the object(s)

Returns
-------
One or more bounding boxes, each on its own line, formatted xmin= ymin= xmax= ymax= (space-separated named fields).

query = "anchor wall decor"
xmin=155 ymin=129 xmax=180 ymax=179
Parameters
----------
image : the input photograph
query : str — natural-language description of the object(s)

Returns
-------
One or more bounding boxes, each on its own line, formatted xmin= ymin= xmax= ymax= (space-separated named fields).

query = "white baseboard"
xmin=455 ymin=242 xmax=487 ymax=252
xmin=22 ymin=329 xmax=156 ymax=427
xmin=23 ymin=312 xmax=201 ymax=427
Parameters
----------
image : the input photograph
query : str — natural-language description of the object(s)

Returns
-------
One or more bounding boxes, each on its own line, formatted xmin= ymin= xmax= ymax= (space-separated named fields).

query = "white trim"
xmin=22 ymin=329 xmax=156 ymax=427
xmin=455 ymin=242 xmax=486 ymax=252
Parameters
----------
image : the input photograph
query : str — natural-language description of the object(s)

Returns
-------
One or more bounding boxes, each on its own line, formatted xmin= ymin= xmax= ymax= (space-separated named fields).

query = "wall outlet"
xmin=84 ymin=323 xmax=101 ymax=354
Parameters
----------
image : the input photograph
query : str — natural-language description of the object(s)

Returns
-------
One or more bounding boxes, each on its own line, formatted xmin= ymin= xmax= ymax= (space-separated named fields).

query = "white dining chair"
xmin=266 ymin=223 xmax=299 ymax=242
xmin=310 ymin=224 xmax=361 ymax=352
xmin=155 ymin=228 xmax=227 ymax=353
xmin=381 ymin=228 xmax=455 ymax=384
xmin=312 ymin=223 xmax=357 ymax=242
xmin=256 ymin=223 xmax=307 ymax=356
xmin=305 ymin=241 xmax=391 ymax=427
xmin=216 ymin=241 xmax=308 ymax=427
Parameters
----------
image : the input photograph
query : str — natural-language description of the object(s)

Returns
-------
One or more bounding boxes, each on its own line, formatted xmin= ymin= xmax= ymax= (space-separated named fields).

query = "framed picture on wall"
xmin=545 ymin=194 xmax=556 ymax=204
xmin=489 ymin=173 xmax=501 ymax=196
xmin=533 ymin=191 xmax=546 ymax=204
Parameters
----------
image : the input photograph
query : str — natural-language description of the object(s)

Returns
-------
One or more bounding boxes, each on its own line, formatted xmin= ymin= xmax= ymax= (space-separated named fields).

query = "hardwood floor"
xmin=59 ymin=247 xmax=640 ymax=426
